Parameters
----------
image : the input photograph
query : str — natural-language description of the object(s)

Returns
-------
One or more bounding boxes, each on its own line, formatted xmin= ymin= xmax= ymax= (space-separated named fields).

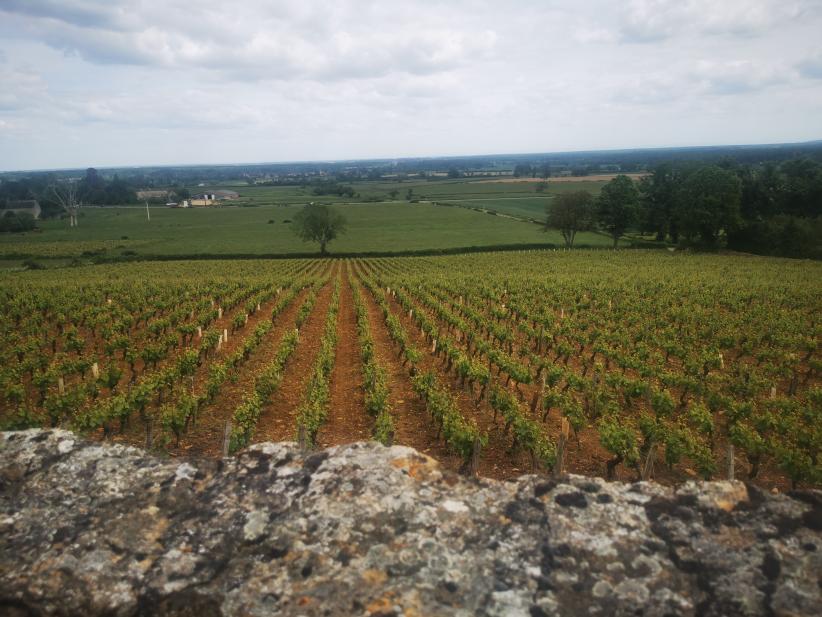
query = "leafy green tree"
xmin=676 ymin=165 xmax=741 ymax=247
xmin=0 ymin=211 xmax=37 ymax=232
xmin=545 ymin=190 xmax=594 ymax=248
xmin=291 ymin=203 xmax=347 ymax=255
xmin=639 ymin=163 xmax=680 ymax=242
xmin=597 ymin=175 xmax=640 ymax=248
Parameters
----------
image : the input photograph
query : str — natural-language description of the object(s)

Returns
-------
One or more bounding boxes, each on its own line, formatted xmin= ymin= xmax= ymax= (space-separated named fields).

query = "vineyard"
xmin=1 ymin=251 xmax=820 ymax=489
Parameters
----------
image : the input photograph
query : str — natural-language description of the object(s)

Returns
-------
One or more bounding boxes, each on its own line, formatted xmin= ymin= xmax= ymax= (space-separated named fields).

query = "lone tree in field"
xmin=545 ymin=190 xmax=594 ymax=248
xmin=597 ymin=174 xmax=640 ymax=248
xmin=292 ymin=203 xmax=347 ymax=255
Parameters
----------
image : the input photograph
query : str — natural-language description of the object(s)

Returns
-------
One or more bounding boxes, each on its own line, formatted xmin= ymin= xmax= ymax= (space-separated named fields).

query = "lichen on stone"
xmin=1 ymin=429 xmax=820 ymax=616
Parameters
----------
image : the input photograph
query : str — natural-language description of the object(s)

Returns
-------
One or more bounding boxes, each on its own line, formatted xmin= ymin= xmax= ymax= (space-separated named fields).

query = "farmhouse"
xmin=190 ymin=190 xmax=240 ymax=206
xmin=1 ymin=199 xmax=41 ymax=219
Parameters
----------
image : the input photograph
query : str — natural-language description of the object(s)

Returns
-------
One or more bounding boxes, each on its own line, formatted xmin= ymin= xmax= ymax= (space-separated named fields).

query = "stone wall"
xmin=1 ymin=429 xmax=820 ymax=616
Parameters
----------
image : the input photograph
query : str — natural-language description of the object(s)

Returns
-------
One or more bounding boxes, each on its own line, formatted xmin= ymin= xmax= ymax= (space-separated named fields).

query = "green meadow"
xmin=0 ymin=178 xmax=623 ymax=261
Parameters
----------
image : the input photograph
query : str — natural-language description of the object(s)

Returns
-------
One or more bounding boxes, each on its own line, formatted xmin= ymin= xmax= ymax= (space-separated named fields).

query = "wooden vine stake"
xmin=553 ymin=418 xmax=570 ymax=478
xmin=727 ymin=444 xmax=735 ymax=481
xmin=197 ymin=326 xmax=202 ymax=338
xmin=468 ymin=437 xmax=482 ymax=476
xmin=57 ymin=376 xmax=65 ymax=395
xmin=641 ymin=443 xmax=657 ymax=481
xmin=531 ymin=373 xmax=546 ymax=413
xmin=217 ymin=307 xmax=223 ymax=319
xmin=223 ymin=328 xmax=229 ymax=343
xmin=221 ymin=420 xmax=232 ymax=457
xmin=297 ymin=424 xmax=309 ymax=452
xmin=431 ymin=339 xmax=437 ymax=354
xmin=91 ymin=363 xmax=99 ymax=379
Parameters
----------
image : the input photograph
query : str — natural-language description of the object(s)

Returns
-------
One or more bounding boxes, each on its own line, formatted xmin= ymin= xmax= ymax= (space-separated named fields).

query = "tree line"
xmin=0 ymin=168 xmax=139 ymax=216
xmin=546 ymin=158 xmax=822 ymax=258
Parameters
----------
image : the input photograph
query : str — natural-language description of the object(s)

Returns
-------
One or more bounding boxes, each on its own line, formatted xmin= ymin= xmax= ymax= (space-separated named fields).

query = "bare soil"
xmin=254 ymin=270 xmax=335 ymax=443
xmin=316 ymin=266 xmax=372 ymax=447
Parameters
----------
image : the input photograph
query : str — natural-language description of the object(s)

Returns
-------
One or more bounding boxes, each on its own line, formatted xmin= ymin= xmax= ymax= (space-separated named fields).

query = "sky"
xmin=1 ymin=0 xmax=822 ymax=171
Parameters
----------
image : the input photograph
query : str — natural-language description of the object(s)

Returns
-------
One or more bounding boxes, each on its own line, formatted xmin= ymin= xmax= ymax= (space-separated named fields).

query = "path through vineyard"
xmin=174 ymin=285 xmax=311 ymax=457
xmin=316 ymin=266 xmax=371 ymax=447
xmin=377 ymin=272 xmax=539 ymax=478
xmin=354 ymin=261 xmax=462 ymax=473
xmin=254 ymin=264 xmax=336 ymax=443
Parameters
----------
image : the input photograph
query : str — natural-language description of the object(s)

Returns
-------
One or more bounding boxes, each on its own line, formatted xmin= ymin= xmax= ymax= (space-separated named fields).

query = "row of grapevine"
xmin=365 ymin=251 xmax=820 ymax=486
xmin=356 ymin=265 xmax=486 ymax=467
xmin=294 ymin=276 xmax=341 ymax=444
xmin=228 ymin=282 xmax=323 ymax=451
xmin=349 ymin=270 xmax=393 ymax=444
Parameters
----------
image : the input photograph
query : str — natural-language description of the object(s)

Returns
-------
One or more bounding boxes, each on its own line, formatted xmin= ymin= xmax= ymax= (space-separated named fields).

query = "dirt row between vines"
xmin=254 ymin=268 xmax=336 ymax=443
xmin=171 ymin=285 xmax=313 ymax=457
xmin=411 ymin=283 xmax=626 ymax=481
xmin=375 ymin=262 xmax=673 ymax=482
xmin=352 ymin=261 xmax=537 ymax=480
xmin=372 ymin=264 xmax=797 ymax=489
xmin=316 ymin=266 xmax=372 ymax=448
xmin=104 ymin=284 xmax=290 ymax=450
xmin=352 ymin=262 xmax=463 ymax=474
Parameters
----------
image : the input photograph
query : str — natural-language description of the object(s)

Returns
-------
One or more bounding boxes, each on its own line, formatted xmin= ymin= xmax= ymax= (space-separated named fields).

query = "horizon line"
xmin=2 ymin=138 xmax=821 ymax=175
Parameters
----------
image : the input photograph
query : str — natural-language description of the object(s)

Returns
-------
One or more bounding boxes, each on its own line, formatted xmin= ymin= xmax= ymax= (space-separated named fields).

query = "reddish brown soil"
xmin=371 ymin=283 xmax=535 ymax=480
xmin=30 ymin=257 xmax=809 ymax=493
xmin=316 ymin=266 xmax=372 ymax=447
xmin=354 ymin=263 xmax=463 ymax=473
xmin=428 ymin=288 xmax=801 ymax=489
xmin=254 ymin=273 xmax=336 ymax=443
xmin=106 ymin=288 xmax=291 ymax=450
xmin=171 ymin=286 xmax=311 ymax=457
xmin=365 ymin=268 xmax=801 ymax=490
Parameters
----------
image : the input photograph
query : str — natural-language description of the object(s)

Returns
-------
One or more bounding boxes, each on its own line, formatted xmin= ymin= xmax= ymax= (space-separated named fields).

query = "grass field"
xmin=192 ymin=177 xmax=610 ymax=205
xmin=0 ymin=195 xmax=619 ymax=260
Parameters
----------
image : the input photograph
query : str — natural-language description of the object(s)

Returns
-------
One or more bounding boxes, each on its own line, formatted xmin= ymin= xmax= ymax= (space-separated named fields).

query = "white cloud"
xmin=618 ymin=0 xmax=811 ymax=42
xmin=0 ymin=64 xmax=48 ymax=111
xmin=0 ymin=1 xmax=498 ymax=81
xmin=0 ymin=0 xmax=820 ymax=169
xmin=689 ymin=60 xmax=786 ymax=94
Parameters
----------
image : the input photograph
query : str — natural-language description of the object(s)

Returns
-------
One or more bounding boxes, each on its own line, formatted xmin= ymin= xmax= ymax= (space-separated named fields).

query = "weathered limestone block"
xmin=1 ymin=429 xmax=820 ymax=616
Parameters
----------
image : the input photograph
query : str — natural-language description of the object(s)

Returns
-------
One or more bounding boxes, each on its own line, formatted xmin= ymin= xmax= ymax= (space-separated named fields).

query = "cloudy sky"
xmin=1 ymin=0 xmax=821 ymax=171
